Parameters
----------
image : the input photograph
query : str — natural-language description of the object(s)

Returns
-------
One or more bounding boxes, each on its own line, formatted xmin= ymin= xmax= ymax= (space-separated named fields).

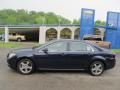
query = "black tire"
xmin=17 ymin=59 xmax=35 ymax=75
xmin=17 ymin=38 xmax=22 ymax=42
xmin=89 ymin=61 xmax=104 ymax=76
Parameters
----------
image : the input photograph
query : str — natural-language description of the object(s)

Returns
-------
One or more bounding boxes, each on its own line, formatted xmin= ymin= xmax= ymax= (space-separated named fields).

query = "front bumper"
xmin=105 ymin=58 xmax=116 ymax=69
xmin=7 ymin=55 xmax=18 ymax=70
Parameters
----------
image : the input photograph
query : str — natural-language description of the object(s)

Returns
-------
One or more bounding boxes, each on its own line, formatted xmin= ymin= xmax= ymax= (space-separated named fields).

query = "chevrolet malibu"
xmin=7 ymin=40 xmax=116 ymax=76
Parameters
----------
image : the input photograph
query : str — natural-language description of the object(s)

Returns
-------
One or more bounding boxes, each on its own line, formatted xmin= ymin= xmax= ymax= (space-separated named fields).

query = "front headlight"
xmin=8 ymin=53 xmax=16 ymax=59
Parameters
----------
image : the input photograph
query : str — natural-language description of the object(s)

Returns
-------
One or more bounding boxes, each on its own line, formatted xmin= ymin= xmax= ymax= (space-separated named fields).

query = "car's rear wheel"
xmin=17 ymin=59 xmax=35 ymax=75
xmin=89 ymin=61 xmax=104 ymax=76
xmin=17 ymin=38 xmax=22 ymax=42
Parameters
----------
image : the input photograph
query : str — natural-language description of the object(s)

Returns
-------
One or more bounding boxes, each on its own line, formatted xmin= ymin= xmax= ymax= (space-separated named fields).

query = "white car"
xmin=9 ymin=33 xmax=26 ymax=42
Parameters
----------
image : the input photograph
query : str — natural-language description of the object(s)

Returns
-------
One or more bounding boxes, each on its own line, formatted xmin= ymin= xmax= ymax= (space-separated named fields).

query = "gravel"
xmin=0 ymin=48 xmax=120 ymax=90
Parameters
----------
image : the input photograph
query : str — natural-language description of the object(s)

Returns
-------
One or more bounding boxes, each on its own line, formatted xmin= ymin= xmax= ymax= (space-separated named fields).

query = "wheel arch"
xmin=16 ymin=57 xmax=36 ymax=69
xmin=90 ymin=56 xmax=107 ymax=69
xmin=17 ymin=37 xmax=22 ymax=41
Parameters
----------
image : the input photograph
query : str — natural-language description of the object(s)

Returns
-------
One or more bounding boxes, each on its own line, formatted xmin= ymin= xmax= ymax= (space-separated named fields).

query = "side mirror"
xmin=42 ymin=48 xmax=48 ymax=53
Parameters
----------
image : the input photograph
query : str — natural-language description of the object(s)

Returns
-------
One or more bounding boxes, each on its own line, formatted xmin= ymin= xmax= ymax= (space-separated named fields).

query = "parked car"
xmin=9 ymin=33 xmax=26 ymax=42
xmin=7 ymin=39 xmax=116 ymax=76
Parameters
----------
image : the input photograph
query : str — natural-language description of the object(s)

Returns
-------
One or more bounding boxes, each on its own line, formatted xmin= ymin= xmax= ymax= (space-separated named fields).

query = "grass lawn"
xmin=0 ymin=41 xmax=22 ymax=48
xmin=112 ymin=49 xmax=120 ymax=53
xmin=0 ymin=41 xmax=39 ymax=48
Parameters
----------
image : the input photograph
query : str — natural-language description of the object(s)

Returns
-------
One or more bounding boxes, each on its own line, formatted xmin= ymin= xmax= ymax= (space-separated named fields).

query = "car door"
xmin=66 ymin=41 xmax=94 ymax=69
xmin=34 ymin=41 xmax=68 ymax=69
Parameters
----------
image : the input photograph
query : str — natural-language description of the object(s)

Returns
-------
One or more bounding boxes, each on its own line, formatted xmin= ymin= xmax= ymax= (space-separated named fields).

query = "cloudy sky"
xmin=0 ymin=0 xmax=120 ymax=21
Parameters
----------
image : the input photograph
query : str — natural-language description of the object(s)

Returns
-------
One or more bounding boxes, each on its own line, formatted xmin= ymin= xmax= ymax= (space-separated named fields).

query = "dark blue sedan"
xmin=7 ymin=39 xmax=116 ymax=76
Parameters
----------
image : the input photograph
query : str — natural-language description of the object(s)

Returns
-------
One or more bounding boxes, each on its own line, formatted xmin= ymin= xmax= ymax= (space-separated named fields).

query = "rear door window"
xmin=69 ymin=41 xmax=93 ymax=52
xmin=43 ymin=41 xmax=68 ymax=52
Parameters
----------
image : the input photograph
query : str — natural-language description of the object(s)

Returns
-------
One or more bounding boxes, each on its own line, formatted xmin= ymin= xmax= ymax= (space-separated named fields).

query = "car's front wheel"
xmin=17 ymin=59 xmax=35 ymax=75
xmin=89 ymin=61 xmax=104 ymax=76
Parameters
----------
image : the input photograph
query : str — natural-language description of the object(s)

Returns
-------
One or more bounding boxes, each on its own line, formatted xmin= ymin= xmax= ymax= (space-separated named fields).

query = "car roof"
xmin=52 ymin=39 xmax=82 ymax=41
xmin=35 ymin=39 xmax=102 ymax=51
xmin=49 ymin=39 xmax=96 ymax=46
xmin=50 ymin=39 xmax=82 ymax=43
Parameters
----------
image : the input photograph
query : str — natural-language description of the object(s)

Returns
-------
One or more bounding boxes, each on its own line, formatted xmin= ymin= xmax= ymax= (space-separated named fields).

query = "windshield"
xmin=32 ymin=44 xmax=44 ymax=49
xmin=32 ymin=41 xmax=52 ymax=49
xmin=32 ymin=40 xmax=60 ymax=50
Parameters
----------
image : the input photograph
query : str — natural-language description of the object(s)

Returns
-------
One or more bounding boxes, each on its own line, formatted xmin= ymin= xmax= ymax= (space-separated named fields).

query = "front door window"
xmin=45 ymin=41 xmax=67 ymax=52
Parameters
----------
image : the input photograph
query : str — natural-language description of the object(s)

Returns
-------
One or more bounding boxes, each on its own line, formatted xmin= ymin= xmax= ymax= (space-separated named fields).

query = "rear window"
xmin=83 ymin=37 xmax=102 ymax=41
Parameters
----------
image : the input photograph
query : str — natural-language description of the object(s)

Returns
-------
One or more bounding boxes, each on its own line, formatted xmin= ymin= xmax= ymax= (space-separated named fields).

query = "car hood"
xmin=11 ymin=48 xmax=34 ymax=54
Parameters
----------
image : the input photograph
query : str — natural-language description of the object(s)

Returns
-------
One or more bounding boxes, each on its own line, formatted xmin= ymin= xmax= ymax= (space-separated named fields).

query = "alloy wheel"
xmin=90 ymin=61 xmax=104 ymax=76
xmin=17 ymin=59 xmax=34 ymax=74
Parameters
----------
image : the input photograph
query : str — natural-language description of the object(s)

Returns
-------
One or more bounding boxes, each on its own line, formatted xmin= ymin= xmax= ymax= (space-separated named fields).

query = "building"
xmin=0 ymin=24 xmax=104 ymax=44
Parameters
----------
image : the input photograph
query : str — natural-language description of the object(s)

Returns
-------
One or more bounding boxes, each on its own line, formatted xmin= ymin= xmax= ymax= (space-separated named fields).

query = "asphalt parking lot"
xmin=0 ymin=48 xmax=120 ymax=90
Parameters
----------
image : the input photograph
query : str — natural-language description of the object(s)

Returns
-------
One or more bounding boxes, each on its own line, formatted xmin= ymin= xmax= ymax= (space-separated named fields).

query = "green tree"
xmin=72 ymin=19 xmax=80 ymax=24
xmin=0 ymin=9 xmax=71 ymax=25
xmin=95 ymin=20 xmax=106 ymax=26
